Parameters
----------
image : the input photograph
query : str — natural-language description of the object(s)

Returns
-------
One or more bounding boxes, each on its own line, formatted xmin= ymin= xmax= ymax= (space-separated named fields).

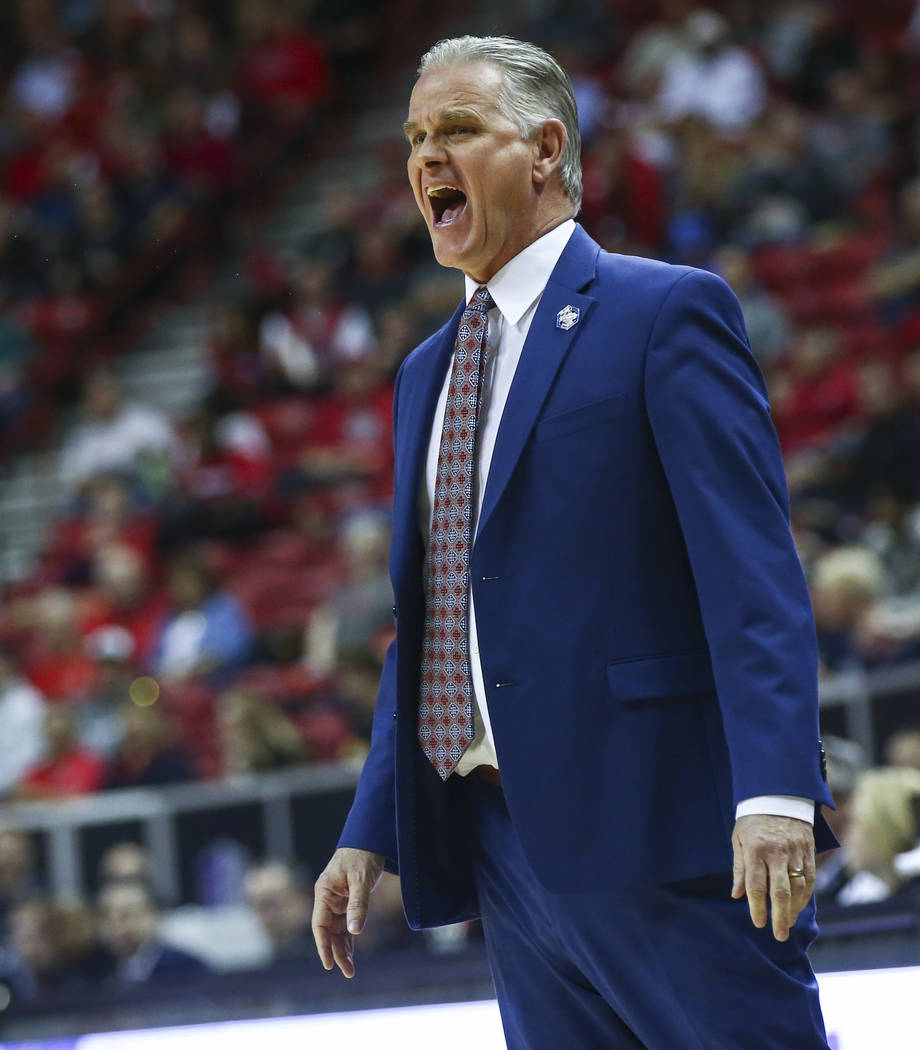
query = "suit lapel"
xmin=390 ymin=301 xmax=465 ymax=600
xmin=476 ymin=225 xmax=600 ymax=543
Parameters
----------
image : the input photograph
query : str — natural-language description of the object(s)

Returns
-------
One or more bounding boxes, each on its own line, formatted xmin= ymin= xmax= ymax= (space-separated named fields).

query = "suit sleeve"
xmin=336 ymin=363 xmax=405 ymax=872
xmin=337 ymin=636 xmax=399 ymax=870
xmin=644 ymin=269 xmax=833 ymax=811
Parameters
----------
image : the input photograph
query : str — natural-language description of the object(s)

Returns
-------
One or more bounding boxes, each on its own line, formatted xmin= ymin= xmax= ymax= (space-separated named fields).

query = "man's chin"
xmin=430 ymin=227 xmax=476 ymax=272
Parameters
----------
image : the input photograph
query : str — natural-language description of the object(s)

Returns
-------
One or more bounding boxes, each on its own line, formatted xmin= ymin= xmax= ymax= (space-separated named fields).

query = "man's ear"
xmin=532 ymin=119 xmax=567 ymax=187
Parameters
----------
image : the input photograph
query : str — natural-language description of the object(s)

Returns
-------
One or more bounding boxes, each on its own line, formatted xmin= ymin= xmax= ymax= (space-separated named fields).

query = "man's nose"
xmin=415 ymin=137 xmax=447 ymax=167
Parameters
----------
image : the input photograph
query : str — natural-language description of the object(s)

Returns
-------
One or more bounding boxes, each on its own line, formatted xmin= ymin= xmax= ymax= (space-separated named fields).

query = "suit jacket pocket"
xmin=534 ymin=393 xmax=627 ymax=441
xmin=606 ymin=649 xmax=715 ymax=704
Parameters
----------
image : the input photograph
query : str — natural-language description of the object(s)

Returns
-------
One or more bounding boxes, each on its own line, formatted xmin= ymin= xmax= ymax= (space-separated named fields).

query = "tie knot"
xmin=468 ymin=286 xmax=494 ymax=314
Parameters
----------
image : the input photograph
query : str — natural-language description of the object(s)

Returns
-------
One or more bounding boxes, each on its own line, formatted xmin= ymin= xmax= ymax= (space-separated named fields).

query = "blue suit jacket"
xmin=338 ymin=225 xmax=835 ymax=930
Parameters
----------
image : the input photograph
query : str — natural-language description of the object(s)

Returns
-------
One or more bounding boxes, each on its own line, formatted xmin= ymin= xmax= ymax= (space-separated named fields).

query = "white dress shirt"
xmin=418 ymin=219 xmax=813 ymax=825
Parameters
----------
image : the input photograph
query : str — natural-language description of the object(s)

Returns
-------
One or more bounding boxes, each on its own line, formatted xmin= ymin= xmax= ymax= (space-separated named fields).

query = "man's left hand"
xmin=731 ymin=814 xmax=815 ymax=941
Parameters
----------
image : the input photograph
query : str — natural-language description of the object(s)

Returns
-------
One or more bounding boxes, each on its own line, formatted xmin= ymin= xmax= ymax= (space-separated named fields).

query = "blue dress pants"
xmin=463 ymin=775 xmax=830 ymax=1050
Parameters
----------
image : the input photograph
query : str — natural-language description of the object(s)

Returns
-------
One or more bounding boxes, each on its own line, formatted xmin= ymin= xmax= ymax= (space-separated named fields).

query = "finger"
xmin=804 ymin=846 xmax=817 ymax=894
xmin=790 ymin=848 xmax=816 ymax=919
xmin=787 ymin=860 xmax=810 ymax=918
xmin=331 ymin=931 xmax=355 ymax=978
xmin=346 ymin=869 xmax=372 ymax=935
xmin=767 ymin=858 xmax=793 ymax=942
xmin=745 ymin=856 xmax=768 ymax=929
xmin=313 ymin=922 xmax=334 ymax=970
xmin=731 ymin=833 xmax=745 ymax=899
xmin=311 ymin=899 xmax=336 ymax=970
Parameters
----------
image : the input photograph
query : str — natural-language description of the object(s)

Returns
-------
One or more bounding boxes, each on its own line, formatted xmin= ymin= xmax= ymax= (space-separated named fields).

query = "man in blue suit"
xmin=312 ymin=35 xmax=836 ymax=1049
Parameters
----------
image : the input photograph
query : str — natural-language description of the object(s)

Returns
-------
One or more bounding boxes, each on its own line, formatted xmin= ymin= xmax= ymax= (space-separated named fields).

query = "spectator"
xmin=217 ymin=689 xmax=305 ymax=776
xmin=19 ymin=707 xmax=105 ymax=800
xmin=44 ymin=475 xmax=157 ymax=587
xmin=861 ymin=488 xmax=920 ymax=597
xmin=169 ymin=406 xmax=274 ymax=544
xmin=205 ymin=300 xmax=273 ymax=409
xmin=238 ymin=0 xmax=330 ymax=121
xmin=810 ymin=69 xmax=891 ymax=199
xmin=0 ymin=649 xmax=46 ymax=797
xmin=150 ymin=553 xmax=253 ymax=682
xmin=161 ymin=87 xmax=235 ymax=198
xmin=98 ymin=843 xmax=152 ymax=889
xmin=21 ymin=587 xmax=97 ymax=701
xmin=771 ymin=328 xmax=861 ymax=452
xmin=260 ymin=257 xmax=375 ymax=387
xmin=870 ymin=177 xmax=920 ymax=315
xmin=658 ymin=9 xmax=766 ymax=133
xmin=304 ymin=510 xmax=393 ymax=673
xmin=814 ymin=736 xmax=867 ymax=906
xmin=58 ymin=370 xmax=181 ymax=496
xmin=97 ymin=880 xmax=207 ymax=984
xmin=0 ymin=828 xmax=40 ymax=937
xmin=838 ymin=767 xmax=920 ymax=905
xmin=104 ymin=703 xmax=193 ymax=791
xmin=885 ymin=728 xmax=920 ymax=772
xmin=620 ymin=0 xmax=691 ymax=100
xmin=713 ymin=245 xmax=792 ymax=367
xmin=334 ymin=645 xmax=384 ymax=752
xmin=811 ymin=546 xmax=885 ymax=672
xmin=73 ymin=626 xmax=137 ymax=760
xmin=295 ymin=358 xmax=394 ymax=492
xmin=82 ymin=543 xmax=168 ymax=667
xmin=849 ymin=363 xmax=920 ymax=506
xmin=0 ymin=899 xmax=71 ymax=1003
xmin=55 ymin=897 xmax=111 ymax=985
xmin=243 ymin=860 xmax=313 ymax=962
xmin=579 ymin=123 xmax=667 ymax=254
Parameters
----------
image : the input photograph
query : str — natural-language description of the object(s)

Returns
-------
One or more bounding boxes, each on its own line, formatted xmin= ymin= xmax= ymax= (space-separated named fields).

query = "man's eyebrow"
xmin=442 ymin=109 xmax=481 ymax=124
xmin=403 ymin=109 xmax=483 ymax=138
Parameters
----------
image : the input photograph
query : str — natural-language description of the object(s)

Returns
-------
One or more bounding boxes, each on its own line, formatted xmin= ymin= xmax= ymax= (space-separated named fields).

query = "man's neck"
xmin=462 ymin=208 xmax=576 ymax=285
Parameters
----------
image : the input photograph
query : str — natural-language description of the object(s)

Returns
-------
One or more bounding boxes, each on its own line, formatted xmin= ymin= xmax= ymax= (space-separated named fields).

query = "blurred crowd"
xmin=2 ymin=0 xmax=920 ymax=1013
xmin=0 ymin=0 xmax=379 ymax=462
xmin=0 ymin=826 xmax=429 ymax=1006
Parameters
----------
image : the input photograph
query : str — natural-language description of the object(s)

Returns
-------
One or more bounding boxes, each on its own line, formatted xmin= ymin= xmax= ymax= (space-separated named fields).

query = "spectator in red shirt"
xmin=238 ymin=2 xmax=329 ymax=120
xmin=161 ymin=87 xmax=235 ymax=197
xmin=770 ymin=327 xmax=862 ymax=451
xmin=297 ymin=357 xmax=394 ymax=490
xmin=22 ymin=587 xmax=98 ymax=702
xmin=80 ymin=542 xmax=167 ymax=669
xmin=19 ymin=707 xmax=104 ymax=799
xmin=580 ymin=124 xmax=666 ymax=253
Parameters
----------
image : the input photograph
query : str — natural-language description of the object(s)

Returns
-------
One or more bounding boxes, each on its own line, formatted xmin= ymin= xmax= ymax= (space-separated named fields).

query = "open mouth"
xmin=427 ymin=185 xmax=468 ymax=227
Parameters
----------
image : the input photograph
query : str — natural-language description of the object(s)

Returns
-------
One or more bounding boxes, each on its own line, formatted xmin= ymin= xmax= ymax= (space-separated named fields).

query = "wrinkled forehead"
xmin=407 ymin=61 xmax=505 ymax=124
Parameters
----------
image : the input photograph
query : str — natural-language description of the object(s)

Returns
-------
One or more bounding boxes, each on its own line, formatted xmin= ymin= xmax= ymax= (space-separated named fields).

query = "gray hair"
xmin=418 ymin=35 xmax=582 ymax=214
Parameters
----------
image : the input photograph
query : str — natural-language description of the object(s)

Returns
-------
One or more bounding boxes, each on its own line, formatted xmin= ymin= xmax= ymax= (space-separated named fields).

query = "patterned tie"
xmin=418 ymin=286 xmax=494 ymax=780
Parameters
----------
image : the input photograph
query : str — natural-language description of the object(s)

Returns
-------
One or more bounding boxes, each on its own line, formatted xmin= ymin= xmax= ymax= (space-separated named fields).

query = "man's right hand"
xmin=312 ymin=847 xmax=385 ymax=978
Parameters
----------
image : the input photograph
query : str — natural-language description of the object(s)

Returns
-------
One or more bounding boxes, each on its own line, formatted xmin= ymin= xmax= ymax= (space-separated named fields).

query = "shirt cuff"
xmin=735 ymin=795 xmax=814 ymax=824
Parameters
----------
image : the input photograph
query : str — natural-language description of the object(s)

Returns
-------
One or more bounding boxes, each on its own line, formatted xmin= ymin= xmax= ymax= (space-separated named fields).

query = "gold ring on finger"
xmin=788 ymin=869 xmax=806 ymax=878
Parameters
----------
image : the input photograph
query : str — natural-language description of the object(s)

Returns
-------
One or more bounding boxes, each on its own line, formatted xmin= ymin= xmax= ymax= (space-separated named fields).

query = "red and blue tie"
xmin=418 ymin=286 xmax=494 ymax=780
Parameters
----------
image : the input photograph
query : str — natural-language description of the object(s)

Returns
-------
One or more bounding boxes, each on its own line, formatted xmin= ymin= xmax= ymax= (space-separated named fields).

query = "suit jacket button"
xmin=392 ymin=605 xmax=397 ymax=619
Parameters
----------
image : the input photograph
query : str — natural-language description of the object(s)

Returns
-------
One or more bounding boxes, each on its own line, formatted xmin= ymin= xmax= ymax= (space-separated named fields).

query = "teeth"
xmin=427 ymin=185 xmax=462 ymax=198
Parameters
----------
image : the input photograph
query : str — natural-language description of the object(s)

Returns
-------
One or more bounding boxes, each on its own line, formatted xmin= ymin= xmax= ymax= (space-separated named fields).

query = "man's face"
xmin=245 ymin=869 xmax=309 ymax=948
xmin=405 ymin=62 xmax=542 ymax=283
xmin=99 ymin=884 xmax=158 ymax=959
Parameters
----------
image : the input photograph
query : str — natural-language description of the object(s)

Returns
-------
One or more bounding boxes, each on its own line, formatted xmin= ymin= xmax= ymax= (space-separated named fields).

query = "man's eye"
xmin=451 ymin=126 xmax=473 ymax=136
xmin=411 ymin=132 xmax=426 ymax=146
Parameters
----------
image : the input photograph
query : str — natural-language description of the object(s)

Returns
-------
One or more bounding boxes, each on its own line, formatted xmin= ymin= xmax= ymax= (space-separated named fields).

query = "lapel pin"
xmin=555 ymin=305 xmax=580 ymax=331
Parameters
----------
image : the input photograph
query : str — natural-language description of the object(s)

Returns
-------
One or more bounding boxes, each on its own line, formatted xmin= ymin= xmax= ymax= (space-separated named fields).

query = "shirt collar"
xmin=463 ymin=219 xmax=577 ymax=326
